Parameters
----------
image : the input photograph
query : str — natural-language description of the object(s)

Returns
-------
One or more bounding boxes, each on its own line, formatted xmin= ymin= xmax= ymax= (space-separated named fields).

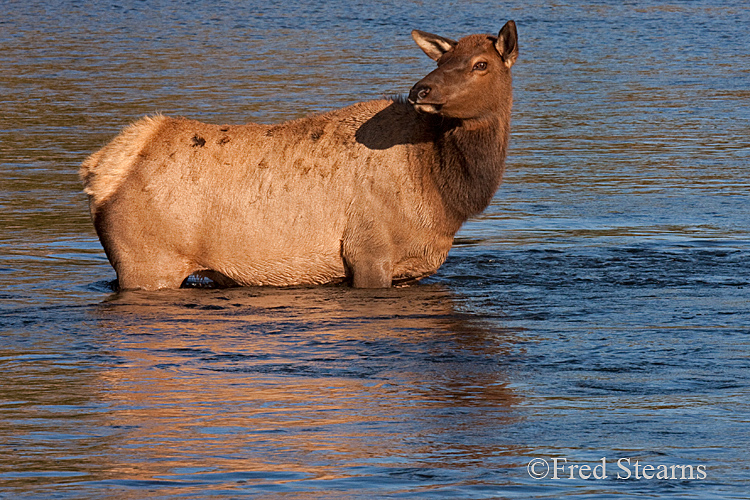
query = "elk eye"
xmin=473 ymin=61 xmax=488 ymax=71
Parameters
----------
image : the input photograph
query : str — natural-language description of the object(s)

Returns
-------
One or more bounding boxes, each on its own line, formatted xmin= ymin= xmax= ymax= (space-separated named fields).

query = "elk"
xmin=80 ymin=21 xmax=519 ymax=290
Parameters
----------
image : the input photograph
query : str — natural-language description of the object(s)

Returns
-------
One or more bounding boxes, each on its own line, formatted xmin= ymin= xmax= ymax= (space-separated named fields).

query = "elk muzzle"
xmin=408 ymin=80 xmax=443 ymax=114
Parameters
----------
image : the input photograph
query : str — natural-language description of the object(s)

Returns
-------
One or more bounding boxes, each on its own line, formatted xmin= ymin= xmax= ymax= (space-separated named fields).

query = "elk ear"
xmin=411 ymin=30 xmax=457 ymax=61
xmin=496 ymin=20 xmax=518 ymax=68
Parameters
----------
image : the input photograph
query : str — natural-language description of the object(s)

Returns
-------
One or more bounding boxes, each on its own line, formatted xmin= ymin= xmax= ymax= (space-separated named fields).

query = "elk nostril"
xmin=417 ymin=87 xmax=431 ymax=100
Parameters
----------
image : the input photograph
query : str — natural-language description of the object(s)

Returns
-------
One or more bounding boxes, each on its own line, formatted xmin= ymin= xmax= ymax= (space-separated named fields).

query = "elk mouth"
xmin=408 ymin=85 xmax=444 ymax=114
xmin=408 ymin=99 xmax=444 ymax=115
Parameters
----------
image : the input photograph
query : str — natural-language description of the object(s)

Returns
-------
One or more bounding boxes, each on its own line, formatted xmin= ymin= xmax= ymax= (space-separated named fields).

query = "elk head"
xmin=408 ymin=21 xmax=518 ymax=121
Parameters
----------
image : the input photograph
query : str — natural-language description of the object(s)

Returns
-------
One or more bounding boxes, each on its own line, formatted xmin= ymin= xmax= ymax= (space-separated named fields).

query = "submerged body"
xmin=81 ymin=22 xmax=519 ymax=290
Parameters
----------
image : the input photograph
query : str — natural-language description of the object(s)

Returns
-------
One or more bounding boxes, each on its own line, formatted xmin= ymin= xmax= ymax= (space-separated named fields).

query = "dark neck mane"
xmin=430 ymin=113 xmax=510 ymax=226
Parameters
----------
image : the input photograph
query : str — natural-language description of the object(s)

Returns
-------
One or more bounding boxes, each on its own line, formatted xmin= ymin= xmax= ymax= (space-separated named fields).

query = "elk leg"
xmin=113 ymin=253 xmax=195 ymax=291
xmin=342 ymin=211 xmax=395 ymax=288
xmin=350 ymin=255 xmax=393 ymax=288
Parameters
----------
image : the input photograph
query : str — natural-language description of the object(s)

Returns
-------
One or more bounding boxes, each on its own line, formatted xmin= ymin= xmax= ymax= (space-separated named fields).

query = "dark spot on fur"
xmin=191 ymin=135 xmax=206 ymax=147
xmin=220 ymin=126 xmax=230 ymax=132
xmin=293 ymin=157 xmax=311 ymax=174
xmin=258 ymin=158 xmax=269 ymax=169
xmin=310 ymin=129 xmax=324 ymax=141
xmin=217 ymin=136 xmax=230 ymax=145
xmin=264 ymin=128 xmax=275 ymax=138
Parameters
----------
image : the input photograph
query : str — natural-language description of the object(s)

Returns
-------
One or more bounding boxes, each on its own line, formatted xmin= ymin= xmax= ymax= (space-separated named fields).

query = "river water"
xmin=1 ymin=1 xmax=749 ymax=498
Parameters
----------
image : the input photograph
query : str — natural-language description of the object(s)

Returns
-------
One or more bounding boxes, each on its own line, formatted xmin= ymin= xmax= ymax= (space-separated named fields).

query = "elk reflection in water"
xmin=85 ymin=285 xmax=525 ymax=486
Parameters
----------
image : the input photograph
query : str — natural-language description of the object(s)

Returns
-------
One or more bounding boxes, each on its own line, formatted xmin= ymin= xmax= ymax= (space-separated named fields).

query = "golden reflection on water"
xmin=84 ymin=286 xmax=524 ymax=486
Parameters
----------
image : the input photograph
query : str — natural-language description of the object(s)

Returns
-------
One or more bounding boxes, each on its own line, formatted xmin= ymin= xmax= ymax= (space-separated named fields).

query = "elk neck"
xmin=429 ymin=108 xmax=511 ymax=226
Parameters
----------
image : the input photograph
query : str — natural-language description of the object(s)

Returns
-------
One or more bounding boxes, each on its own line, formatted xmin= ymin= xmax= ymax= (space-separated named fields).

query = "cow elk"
xmin=80 ymin=21 xmax=519 ymax=290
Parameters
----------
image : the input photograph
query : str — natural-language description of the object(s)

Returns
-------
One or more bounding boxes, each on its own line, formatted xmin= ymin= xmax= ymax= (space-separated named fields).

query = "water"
xmin=1 ymin=0 xmax=749 ymax=498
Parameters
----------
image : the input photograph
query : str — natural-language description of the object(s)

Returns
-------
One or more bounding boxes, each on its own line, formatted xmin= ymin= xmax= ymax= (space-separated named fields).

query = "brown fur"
xmin=80 ymin=22 xmax=519 ymax=290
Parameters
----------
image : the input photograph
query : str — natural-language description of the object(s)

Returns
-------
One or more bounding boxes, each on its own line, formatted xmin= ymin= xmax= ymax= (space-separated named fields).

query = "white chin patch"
xmin=414 ymin=103 xmax=441 ymax=114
